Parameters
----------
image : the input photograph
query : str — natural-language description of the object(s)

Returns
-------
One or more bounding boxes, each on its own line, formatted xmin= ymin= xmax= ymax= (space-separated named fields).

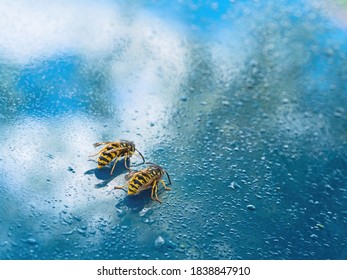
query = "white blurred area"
xmin=108 ymin=11 xmax=188 ymax=148
xmin=0 ymin=0 xmax=189 ymax=218
xmin=0 ymin=0 xmax=122 ymax=63
xmin=318 ymin=0 xmax=347 ymax=30
xmin=0 ymin=116 xmax=104 ymax=204
xmin=0 ymin=0 xmax=188 ymax=143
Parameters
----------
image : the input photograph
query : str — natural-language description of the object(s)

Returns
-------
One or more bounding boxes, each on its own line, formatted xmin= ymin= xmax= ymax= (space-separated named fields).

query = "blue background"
xmin=0 ymin=0 xmax=347 ymax=259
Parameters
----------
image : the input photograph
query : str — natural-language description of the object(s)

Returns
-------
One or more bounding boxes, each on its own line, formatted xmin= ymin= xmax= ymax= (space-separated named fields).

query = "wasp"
xmin=114 ymin=163 xmax=172 ymax=203
xmin=89 ymin=140 xmax=145 ymax=175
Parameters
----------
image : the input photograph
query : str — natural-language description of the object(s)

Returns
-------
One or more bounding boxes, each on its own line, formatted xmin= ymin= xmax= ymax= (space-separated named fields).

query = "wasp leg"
xmin=161 ymin=180 xmax=171 ymax=191
xmin=152 ymin=181 xmax=162 ymax=203
xmin=124 ymin=156 xmax=131 ymax=170
xmin=135 ymin=149 xmax=145 ymax=165
xmin=114 ymin=185 xmax=125 ymax=189
xmin=110 ymin=157 xmax=120 ymax=175
xmin=155 ymin=188 xmax=162 ymax=203
xmin=151 ymin=181 xmax=157 ymax=200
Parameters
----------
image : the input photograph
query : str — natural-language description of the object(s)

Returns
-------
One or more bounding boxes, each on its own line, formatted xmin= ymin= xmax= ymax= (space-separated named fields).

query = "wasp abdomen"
xmin=128 ymin=182 xmax=140 ymax=194
xmin=97 ymin=144 xmax=123 ymax=168
xmin=98 ymin=154 xmax=112 ymax=167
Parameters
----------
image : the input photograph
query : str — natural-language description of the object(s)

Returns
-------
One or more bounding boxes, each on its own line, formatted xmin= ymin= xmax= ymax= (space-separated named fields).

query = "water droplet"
xmin=46 ymin=154 xmax=54 ymax=159
xmin=25 ymin=238 xmax=37 ymax=245
xmin=228 ymin=181 xmax=240 ymax=189
xmin=77 ymin=228 xmax=87 ymax=236
xmin=316 ymin=223 xmax=324 ymax=229
xmin=250 ymin=59 xmax=258 ymax=67
xmin=282 ymin=98 xmax=289 ymax=104
xmin=154 ymin=236 xmax=165 ymax=248
xmin=247 ymin=204 xmax=256 ymax=211
xmin=211 ymin=2 xmax=218 ymax=10
xmin=67 ymin=167 xmax=75 ymax=173
xmin=333 ymin=107 xmax=344 ymax=118
xmin=62 ymin=230 xmax=75 ymax=235
xmin=141 ymin=254 xmax=150 ymax=259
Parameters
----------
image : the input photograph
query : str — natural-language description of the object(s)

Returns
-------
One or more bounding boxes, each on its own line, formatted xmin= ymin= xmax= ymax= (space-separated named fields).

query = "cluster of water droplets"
xmin=0 ymin=0 xmax=347 ymax=259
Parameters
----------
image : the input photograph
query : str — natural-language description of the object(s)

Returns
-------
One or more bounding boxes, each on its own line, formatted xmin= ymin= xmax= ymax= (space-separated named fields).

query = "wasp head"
xmin=146 ymin=163 xmax=164 ymax=176
xmin=121 ymin=140 xmax=135 ymax=151
xmin=146 ymin=163 xmax=172 ymax=186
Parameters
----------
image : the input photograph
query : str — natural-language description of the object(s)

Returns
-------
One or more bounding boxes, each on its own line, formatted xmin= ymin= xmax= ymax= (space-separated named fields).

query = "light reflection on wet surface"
xmin=0 ymin=0 xmax=347 ymax=259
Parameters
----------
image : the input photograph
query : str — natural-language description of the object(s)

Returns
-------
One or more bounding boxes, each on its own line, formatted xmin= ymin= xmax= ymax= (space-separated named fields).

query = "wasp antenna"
xmin=124 ymin=157 xmax=131 ymax=170
xmin=165 ymin=171 xmax=172 ymax=186
xmin=135 ymin=149 xmax=146 ymax=164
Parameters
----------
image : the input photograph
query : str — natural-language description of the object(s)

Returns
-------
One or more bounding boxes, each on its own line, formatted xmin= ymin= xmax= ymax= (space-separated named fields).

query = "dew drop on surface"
xmin=154 ymin=236 xmax=165 ymax=248
xmin=24 ymin=238 xmax=37 ymax=245
xmin=310 ymin=234 xmax=318 ymax=239
xmin=247 ymin=204 xmax=256 ymax=211
xmin=1 ymin=0 xmax=347 ymax=261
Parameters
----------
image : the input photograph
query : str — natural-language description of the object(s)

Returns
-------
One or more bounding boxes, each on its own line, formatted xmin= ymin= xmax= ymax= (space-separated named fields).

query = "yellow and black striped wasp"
xmin=114 ymin=163 xmax=172 ymax=203
xmin=89 ymin=140 xmax=145 ymax=175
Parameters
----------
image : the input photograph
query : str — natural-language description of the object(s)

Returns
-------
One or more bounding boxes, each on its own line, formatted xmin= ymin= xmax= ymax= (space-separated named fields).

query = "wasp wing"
xmin=93 ymin=141 xmax=113 ymax=148
xmin=104 ymin=147 xmax=128 ymax=155
xmin=125 ymin=170 xmax=142 ymax=181
xmin=136 ymin=177 xmax=158 ymax=192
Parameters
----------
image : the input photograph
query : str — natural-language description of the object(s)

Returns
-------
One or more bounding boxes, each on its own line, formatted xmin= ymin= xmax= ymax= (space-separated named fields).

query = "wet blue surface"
xmin=0 ymin=0 xmax=347 ymax=259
